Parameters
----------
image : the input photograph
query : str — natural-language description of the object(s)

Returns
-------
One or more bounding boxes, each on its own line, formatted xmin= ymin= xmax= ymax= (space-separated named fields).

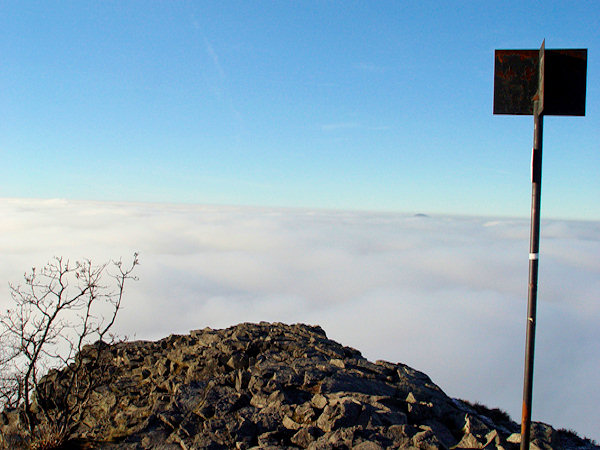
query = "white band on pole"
xmin=529 ymin=253 xmax=539 ymax=260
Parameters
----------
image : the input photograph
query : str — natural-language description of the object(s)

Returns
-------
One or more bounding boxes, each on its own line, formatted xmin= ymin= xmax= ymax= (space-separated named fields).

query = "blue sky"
xmin=1 ymin=1 xmax=598 ymax=219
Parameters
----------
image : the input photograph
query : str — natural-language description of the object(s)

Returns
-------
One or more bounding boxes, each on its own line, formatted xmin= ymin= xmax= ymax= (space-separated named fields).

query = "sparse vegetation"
xmin=458 ymin=400 xmax=599 ymax=448
xmin=557 ymin=428 xmax=599 ymax=448
xmin=0 ymin=254 xmax=138 ymax=449
xmin=458 ymin=398 xmax=514 ymax=427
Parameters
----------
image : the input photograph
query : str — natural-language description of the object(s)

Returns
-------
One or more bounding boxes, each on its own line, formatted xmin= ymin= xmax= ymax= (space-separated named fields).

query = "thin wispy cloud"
xmin=320 ymin=122 xmax=391 ymax=132
xmin=201 ymin=37 xmax=244 ymax=139
xmin=204 ymin=38 xmax=226 ymax=81
xmin=367 ymin=125 xmax=392 ymax=131
xmin=1 ymin=198 xmax=598 ymax=441
xmin=354 ymin=62 xmax=386 ymax=74
xmin=320 ymin=122 xmax=361 ymax=132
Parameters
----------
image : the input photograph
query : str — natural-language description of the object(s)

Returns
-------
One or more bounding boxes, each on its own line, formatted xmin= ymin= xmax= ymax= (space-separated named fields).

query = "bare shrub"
xmin=0 ymin=253 xmax=139 ymax=448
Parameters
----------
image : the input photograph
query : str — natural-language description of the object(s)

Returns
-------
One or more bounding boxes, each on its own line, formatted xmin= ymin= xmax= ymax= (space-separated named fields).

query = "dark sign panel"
xmin=493 ymin=47 xmax=587 ymax=116
xmin=493 ymin=49 xmax=539 ymax=115
xmin=543 ymin=49 xmax=587 ymax=116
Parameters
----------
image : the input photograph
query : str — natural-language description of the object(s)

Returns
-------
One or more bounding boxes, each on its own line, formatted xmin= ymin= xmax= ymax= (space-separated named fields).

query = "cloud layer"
xmin=1 ymin=198 xmax=599 ymax=440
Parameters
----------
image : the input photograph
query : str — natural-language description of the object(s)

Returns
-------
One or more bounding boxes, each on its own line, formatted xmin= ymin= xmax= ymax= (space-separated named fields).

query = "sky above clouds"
xmin=1 ymin=199 xmax=599 ymax=440
xmin=0 ymin=1 xmax=599 ymax=218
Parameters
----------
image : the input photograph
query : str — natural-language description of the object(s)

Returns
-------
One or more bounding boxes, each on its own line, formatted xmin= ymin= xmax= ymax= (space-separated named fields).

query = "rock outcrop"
xmin=1 ymin=322 xmax=597 ymax=449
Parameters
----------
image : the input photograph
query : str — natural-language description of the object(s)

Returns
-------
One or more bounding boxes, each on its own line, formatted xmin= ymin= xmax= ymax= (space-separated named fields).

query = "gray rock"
xmin=291 ymin=425 xmax=321 ymax=448
xmin=1 ymin=322 xmax=597 ymax=450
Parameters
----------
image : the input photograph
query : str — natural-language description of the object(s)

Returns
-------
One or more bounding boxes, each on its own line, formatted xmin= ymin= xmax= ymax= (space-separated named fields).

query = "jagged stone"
xmin=0 ymin=322 xmax=597 ymax=449
xmin=420 ymin=419 xmax=456 ymax=448
xmin=353 ymin=440 xmax=385 ymax=450
xmin=507 ymin=432 xmax=521 ymax=444
xmin=311 ymin=393 xmax=329 ymax=410
xmin=412 ymin=426 xmax=447 ymax=450
xmin=455 ymin=432 xmax=484 ymax=449
xmin=293 ymin=401 xmax=317 ymax=424
xmin=316 ymin=397 xmax=364 ymax=432
xmin=291 ymin=425 xmax=321 ymax=448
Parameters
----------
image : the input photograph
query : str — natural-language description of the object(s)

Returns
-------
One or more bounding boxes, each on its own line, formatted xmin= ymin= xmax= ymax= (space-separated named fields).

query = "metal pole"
xmin=520 ymin=105 xmax=543 ymax=449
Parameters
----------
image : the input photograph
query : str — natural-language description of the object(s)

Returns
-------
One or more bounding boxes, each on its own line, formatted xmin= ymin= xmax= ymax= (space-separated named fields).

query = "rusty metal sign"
xmin=493 ymin=44 xmax=587 ymax=116
xmin=494 ymin=49 xmax=539 ymax=115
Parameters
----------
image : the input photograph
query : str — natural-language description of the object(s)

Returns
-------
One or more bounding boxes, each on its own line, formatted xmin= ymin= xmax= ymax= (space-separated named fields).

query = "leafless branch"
xmin=0 ymin=253 xmax=139 ymax=446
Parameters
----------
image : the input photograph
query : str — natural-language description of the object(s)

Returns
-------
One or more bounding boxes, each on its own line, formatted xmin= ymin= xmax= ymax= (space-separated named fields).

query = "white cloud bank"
xmin=1 ymin=198 xmax=599 ymax=441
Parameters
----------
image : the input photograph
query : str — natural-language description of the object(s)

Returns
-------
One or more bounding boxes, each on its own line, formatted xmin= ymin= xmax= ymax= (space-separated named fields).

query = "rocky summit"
xmin=1 ymin=322 xmax=597 ymax=449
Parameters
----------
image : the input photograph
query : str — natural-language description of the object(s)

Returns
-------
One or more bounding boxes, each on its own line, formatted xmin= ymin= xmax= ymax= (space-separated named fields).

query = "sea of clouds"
xmin=1 ymin=198 xmax=598 ymax=441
